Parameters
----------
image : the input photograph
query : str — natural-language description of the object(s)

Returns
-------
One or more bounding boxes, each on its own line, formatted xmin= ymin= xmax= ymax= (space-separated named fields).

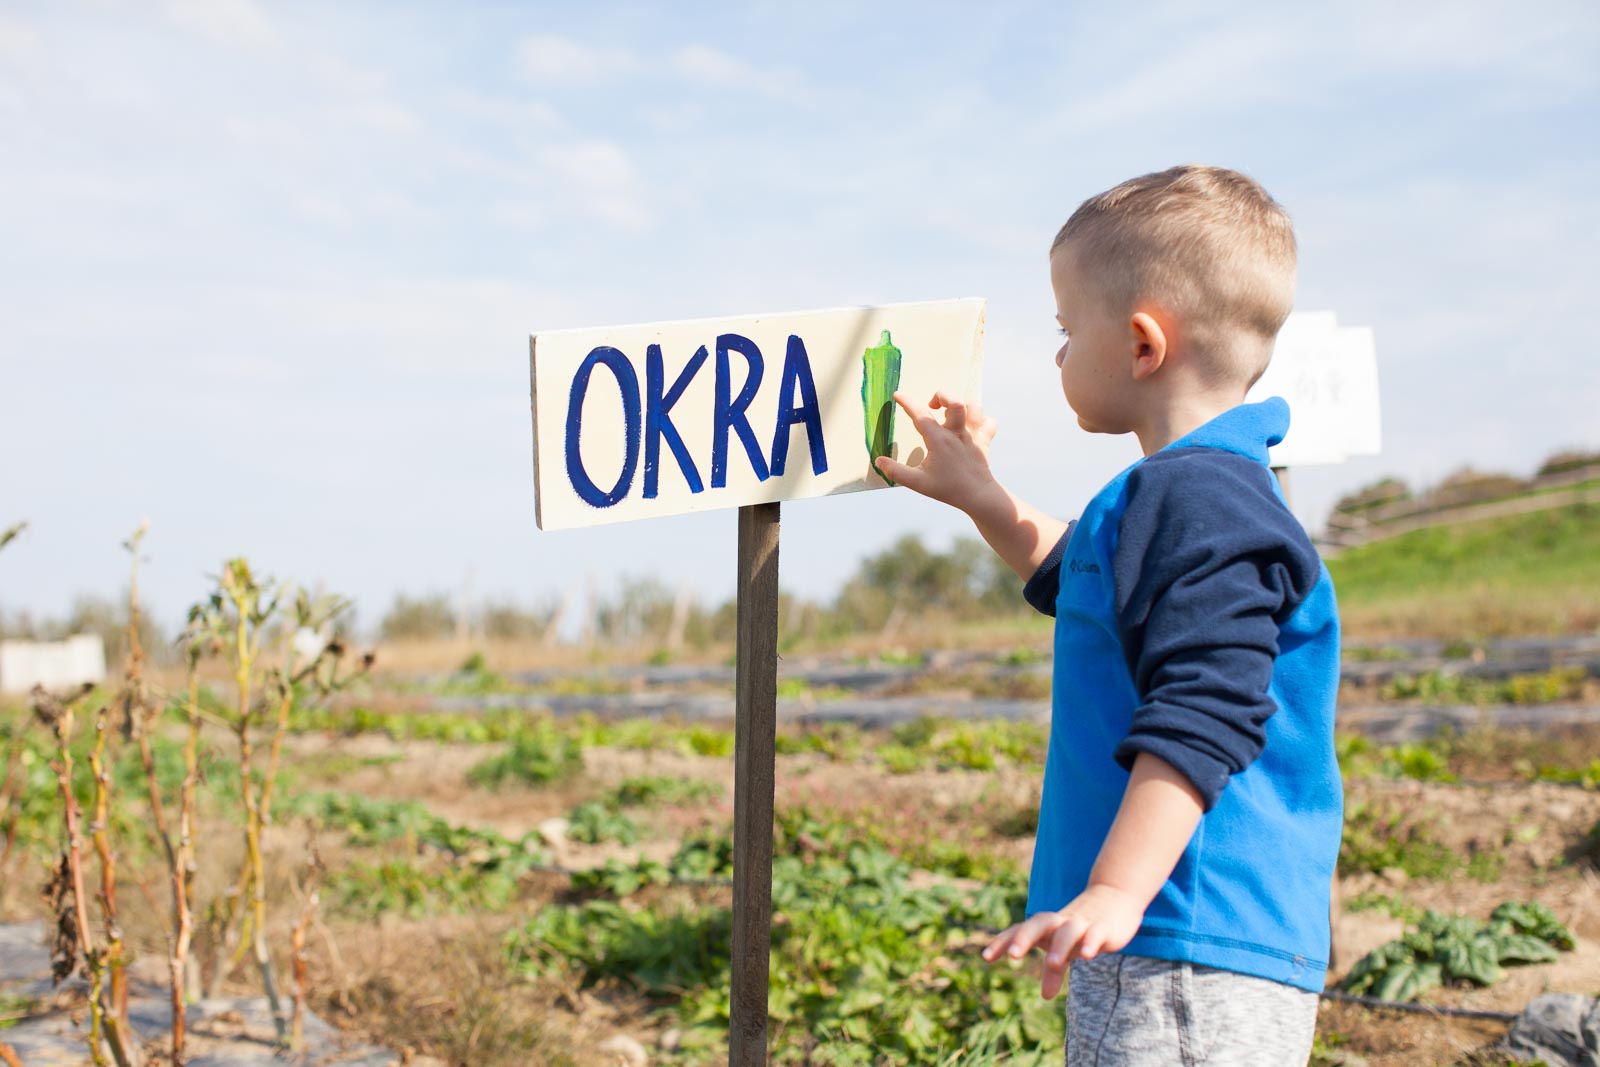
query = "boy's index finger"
xmin=891 ymin=391 xmax=938 ymax=435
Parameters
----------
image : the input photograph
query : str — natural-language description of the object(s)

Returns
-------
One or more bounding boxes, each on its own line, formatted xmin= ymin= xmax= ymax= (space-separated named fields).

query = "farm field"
xmin=5 ymin=638 xmax=1600 ymax=1067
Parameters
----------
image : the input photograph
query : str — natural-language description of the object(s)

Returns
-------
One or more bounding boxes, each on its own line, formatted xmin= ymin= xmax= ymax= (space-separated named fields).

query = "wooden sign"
xmin=530 ymin=299 xmax=986 ymax=530
xmin=1250 ymin=310 xmax=1381 ymax=468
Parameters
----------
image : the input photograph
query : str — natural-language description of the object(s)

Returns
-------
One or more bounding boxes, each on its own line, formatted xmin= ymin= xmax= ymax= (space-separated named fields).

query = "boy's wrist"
xmin=958 ymin=474 xmax=1010 ymax=524
xmin=1083 ymin=876 xmax=1154 ymax=913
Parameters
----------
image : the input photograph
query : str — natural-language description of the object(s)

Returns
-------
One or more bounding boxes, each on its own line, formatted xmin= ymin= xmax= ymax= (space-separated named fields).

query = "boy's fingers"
xmin=891 ymin=391 xmax=939 ymax=436
xmin=1044 ymin=916 xmax=1089 ymax=968
xmin=930 ymin=391 xmax=967 ymax=431
xmin=875 ymin=455 xmax=925 ymax=491
xmin=981 ymin=929 xmax=1015 ymax=962
xmin=1077 ymin=928 xmax=1107 ymax=961
xmin=1001 ymin=913 xmax=1064 ymax=960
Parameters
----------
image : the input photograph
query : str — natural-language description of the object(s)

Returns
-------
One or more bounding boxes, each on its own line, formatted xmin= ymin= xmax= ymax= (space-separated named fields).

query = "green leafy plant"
xmin=1340 ymin=901 xmax=1573 ymax=1002
xmin=467 ymin=722 xmax=584 ymax=789
xmin=565 ymin=800 xmax=640 ymax=845
xmin=607 ymin=775 xmax=720 ymax=808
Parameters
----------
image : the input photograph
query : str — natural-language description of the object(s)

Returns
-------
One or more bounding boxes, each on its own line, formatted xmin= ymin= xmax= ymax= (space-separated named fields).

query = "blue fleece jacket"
xmin=1020 ymin=397 xmax=1341 ymax=993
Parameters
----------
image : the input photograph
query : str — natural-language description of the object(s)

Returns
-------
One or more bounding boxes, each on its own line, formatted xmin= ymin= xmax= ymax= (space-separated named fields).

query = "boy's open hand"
xmin=874 ymin=391 xmax=999 ymax=514
xmin=980 ymin=884 xmax=1145 ymax=1000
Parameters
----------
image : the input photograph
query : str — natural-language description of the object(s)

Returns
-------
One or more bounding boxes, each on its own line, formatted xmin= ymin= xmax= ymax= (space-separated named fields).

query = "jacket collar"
xmin=1157 ymin=396 xmax=1288 ymax=466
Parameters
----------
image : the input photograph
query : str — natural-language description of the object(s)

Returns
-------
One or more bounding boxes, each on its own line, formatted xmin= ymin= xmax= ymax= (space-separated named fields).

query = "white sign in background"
xmin=1249 ymin=310 xmax=1381 ymax=468
xmin=531 ymin=299 xmax=985 ymax=531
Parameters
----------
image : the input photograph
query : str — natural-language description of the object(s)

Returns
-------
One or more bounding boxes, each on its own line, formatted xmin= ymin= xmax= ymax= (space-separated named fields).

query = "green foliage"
xmin=883 ymin=716 xmax=1047 ymax=772
xmin=289 ymin=790 xmax=547 ymax=866
xmin=1309 ymin=1032 xmax=1353 ymax=1067
xmin=298 ymin=791 xmax=548 ymax=918
xmin=1 ymin=713 xmax=238 ymax=863
xmin=329 ymin=859 xmax=521 ymax=918
xmin=0 ymin=990 xmax=37 ymax=1030
xmin=1340 ymin=902 xmax=1573 ymax=1002
xmin=1339 ymin=800 xmax=1461 ymax=880
xmin=570 ymin=857 xmax=674 ymax=897
xmin=1379 ymin=667 xmax=1587 ymax=705
xmin=776 ymin=722 xmax=865 ymax=762
xmin=1531 ymin=759 xmax=1600 ymax=789
xmin=875 ymin=744 xmax=927 ymax=775
xmin=566 ymin=800 xmax=640 ymax=845
xmin=504 ymin=811 xmax=1051 ymax=1065
xmin=1336 ymin=734 xmax=1456 ymax=782
xmin=607 ymin=775 xmax=720 ymax=808
xmin=467 ymin=722 xmax=584 ymax=789
xmin=682 ymin=724 xmax=735 ymax=758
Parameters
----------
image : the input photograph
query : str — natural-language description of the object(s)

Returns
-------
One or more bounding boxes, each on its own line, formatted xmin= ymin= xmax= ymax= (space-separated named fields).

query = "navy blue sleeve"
xmin=1110 ymin=450 xmax=1322 ymax=811
xmin=1021 ymin=523 xmax=1075 ymax=617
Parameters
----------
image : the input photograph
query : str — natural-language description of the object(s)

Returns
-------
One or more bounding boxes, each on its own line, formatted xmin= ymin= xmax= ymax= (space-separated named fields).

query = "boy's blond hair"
xmin=1052 ymin=164 xmax=1296 ymax=386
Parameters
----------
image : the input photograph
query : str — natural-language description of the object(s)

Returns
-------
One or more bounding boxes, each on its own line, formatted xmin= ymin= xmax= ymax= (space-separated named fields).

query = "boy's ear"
xmin=1129 ymin=311 xmax=1168 ymax=381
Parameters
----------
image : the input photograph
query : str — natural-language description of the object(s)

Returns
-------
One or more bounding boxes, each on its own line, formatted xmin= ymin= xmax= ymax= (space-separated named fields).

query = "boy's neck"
xmin=1132 ymin=390 xmax=1248 ymax=457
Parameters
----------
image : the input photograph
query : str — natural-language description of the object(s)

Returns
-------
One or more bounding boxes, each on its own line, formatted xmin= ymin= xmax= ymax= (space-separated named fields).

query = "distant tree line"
xmin=0 ymin=594 xmax=166 ymax=666
xmin=1329 ymin=447 xmax=1600 ymax=525
xmin=377 ymin=533 xmax=1032 ymax=651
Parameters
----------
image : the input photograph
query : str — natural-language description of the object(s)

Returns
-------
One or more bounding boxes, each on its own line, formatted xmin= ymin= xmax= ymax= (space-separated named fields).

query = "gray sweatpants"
xmin=1066 ymin=954 xmax=1319 ymax=1066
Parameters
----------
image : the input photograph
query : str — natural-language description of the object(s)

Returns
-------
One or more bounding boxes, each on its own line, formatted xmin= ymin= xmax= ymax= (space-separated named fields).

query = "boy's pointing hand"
xmin=874 ymin=390 xmax=1000 ymax=515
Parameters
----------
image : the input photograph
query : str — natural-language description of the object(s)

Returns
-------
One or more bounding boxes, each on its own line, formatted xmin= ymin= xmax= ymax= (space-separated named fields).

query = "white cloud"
xmin=670 ymin=43 xmax=799 ymax=98
xmin=446 ymin=89 xmax=563 ymax=130
xmin=163 ymin=0 xmax=277 ymax=50
xmin=291 ymin=194 xmax=354 ymax=228
xmin=338 ymin=102 xmax=420 ymax=136
xmin=543 ymin=139 xmax=651 ymax=228
xmin=223 ymin=115 xmax=307 ymax=154
xmin=516 ymin=34 xmax=635 ymax=82
xmin=1051 ymin=2 xmax=1599 ymax=132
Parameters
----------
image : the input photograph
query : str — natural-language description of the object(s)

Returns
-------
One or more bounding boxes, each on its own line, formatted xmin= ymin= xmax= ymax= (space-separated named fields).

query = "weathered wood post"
xmin=730 ymin=502 xmax=780 ymax=1066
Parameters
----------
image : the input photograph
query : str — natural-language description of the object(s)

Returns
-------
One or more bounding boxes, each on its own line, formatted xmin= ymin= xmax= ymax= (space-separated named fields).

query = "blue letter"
xmin=644 ymin=342 xmax=707 ymax=498
xmin=768 ymin=334 xmax=828 ymax=477
xmin=712 ymin=333 xmax=769 ymax=488
xmin=564 ymin=346 xmax=641 ymax=508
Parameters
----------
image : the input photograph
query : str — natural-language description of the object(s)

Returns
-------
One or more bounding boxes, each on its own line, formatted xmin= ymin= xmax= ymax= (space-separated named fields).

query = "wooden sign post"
xmin=531 ymin=299 xmax=985 ymax=1065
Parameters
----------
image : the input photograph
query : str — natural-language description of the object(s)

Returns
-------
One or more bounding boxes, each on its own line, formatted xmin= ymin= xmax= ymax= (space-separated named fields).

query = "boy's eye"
xmin=1057 ymin=328 xmax=1070 ymax=340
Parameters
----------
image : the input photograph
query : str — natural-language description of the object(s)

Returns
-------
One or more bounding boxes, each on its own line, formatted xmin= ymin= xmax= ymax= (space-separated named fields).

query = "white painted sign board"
xmin=1249 ymin=310 xmax=1381 ymax=467
xmin=531 ymin=299 xmax=986 ymax=531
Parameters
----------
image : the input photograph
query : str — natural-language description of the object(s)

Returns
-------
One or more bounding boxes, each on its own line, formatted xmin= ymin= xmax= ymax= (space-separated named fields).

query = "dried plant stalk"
xmin=35 ymin=686 xmax=119 ymax=1066
xmin=87 ymin=706 xmax=138 ymax=1067
xmin=221 ymin=562 xmax=289 ymax=1044
xmin=289 ymin=838 xmax=325 ymax=1051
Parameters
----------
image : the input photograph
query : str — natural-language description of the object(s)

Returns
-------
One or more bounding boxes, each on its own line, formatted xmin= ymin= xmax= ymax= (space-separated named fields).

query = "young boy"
xmin=874 ymin=165 xmax=1340 ymax=1065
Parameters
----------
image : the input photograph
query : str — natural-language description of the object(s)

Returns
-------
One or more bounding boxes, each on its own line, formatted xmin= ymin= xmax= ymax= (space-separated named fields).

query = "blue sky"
xmin=2 ymin=0 xmax=1597 ymax=632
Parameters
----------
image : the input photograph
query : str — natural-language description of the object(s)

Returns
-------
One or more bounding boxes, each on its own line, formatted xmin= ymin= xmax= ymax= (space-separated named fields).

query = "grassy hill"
xmin=1327 ymin=502 xmax=1600 ymax=638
